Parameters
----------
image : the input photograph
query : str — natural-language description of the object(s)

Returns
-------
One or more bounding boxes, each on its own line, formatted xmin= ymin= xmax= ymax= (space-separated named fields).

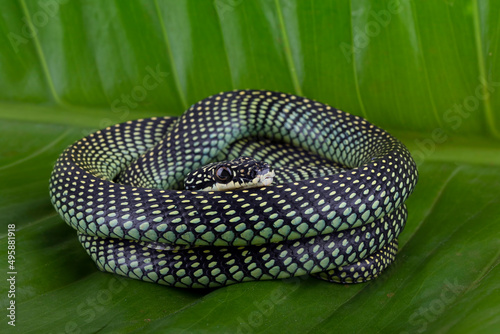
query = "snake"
xmin=49 ymin=90 xmax=418 ymax=288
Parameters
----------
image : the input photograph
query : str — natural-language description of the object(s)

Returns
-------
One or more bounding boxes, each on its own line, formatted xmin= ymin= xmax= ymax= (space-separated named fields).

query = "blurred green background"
xmin=0 ymin=0 xmax=499 ymax=333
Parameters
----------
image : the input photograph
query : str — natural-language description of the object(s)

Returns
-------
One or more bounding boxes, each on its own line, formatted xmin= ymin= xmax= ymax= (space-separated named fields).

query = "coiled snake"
xmin=49 ymin=90 xmax=418 ymax=288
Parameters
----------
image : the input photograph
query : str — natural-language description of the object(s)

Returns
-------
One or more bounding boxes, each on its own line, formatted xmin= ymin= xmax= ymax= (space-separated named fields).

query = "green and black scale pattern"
xmin=50 ymin=90 xmax=418 ymax=288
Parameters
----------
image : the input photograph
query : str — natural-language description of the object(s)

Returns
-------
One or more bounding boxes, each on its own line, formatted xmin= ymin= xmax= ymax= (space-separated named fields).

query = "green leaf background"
xmin=1 ymin=0 xmax=499 ymax=333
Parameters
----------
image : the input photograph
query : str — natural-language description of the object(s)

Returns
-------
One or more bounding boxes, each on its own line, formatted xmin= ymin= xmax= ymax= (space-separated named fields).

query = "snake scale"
xmin=49 ymin=90 xmax=418 ymax=288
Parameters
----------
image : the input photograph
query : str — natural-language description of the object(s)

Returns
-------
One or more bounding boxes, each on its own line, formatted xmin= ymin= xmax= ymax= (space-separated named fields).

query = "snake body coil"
xmin=50 ymin=90 xmax=418 ymax=288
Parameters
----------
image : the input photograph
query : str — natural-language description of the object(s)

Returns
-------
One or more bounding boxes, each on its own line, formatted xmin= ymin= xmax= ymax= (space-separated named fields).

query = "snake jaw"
xmin=184 ymin=157 xmax=274 ymax=191
xmin=257 ymin=169 xmax=275 ymax=187
xmin=209 ymin=171 xmax=274 ymax=191
xmin=212 ymin=167 xmax=274 ymax=191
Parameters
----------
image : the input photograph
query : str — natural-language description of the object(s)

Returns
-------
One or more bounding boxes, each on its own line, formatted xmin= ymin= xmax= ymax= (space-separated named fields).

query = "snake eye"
xmin=215 ymin=166 xmax=233 ymax=184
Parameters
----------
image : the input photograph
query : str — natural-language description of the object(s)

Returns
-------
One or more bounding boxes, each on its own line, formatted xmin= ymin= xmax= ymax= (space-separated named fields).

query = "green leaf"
xmin=1 ymin=0 xmax=499 ymax=333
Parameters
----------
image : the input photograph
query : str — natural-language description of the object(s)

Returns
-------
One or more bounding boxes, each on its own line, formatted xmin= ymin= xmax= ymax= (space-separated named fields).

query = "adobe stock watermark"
xmin=233 ymin=275 xmax=309 ymax=334
xmin=400 ymin=278 xmax=466 ymax=334
xmin=8 ymin=0 xmax=68 ymax=53
xmin=110 ymin=64 xmax=169 ymax=117
xmin=53 ymin=276 xmax=129 ymax=334
xmin=340 ymin=0 xmax=407 ymax=63
xmin=82 ymin=64 xmax=169 ymax=136
xmin=411 ymin=75 xmax=500 ymax=166
xmin=214 ymin=0 xmax=243 ymax=19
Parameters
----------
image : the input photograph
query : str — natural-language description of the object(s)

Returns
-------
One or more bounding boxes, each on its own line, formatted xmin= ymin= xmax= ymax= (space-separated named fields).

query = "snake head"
xmin=184 ymin=156 xmax=274 ymax=191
